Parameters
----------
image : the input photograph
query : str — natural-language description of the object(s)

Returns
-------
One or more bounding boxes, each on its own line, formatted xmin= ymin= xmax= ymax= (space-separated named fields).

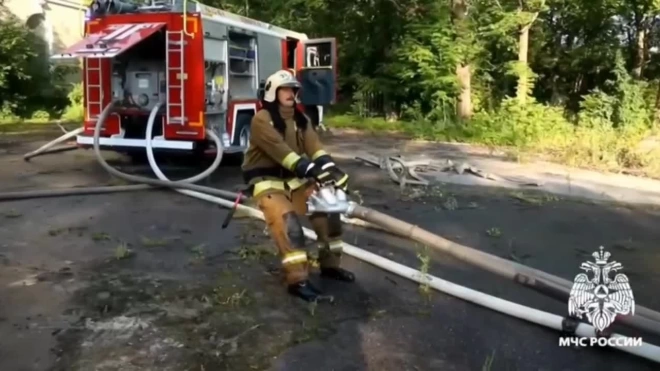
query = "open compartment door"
xmin=50 ymin=23 xmax=166 ymax=60
xmin=298 ymin=38 xmax=337 ymax=105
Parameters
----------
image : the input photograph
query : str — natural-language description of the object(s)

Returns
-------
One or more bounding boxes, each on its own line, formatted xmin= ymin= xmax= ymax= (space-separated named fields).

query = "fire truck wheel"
xmin=226 ymin=126 xmax=249 ymax=164
xmin=304 ymin=105 xmax=320 ymax=130
xmin=237 ymin=124 xmax=251 ymax=149
xmin=127 ymin=152 xmax=148 ymax=164
xmin=225 ymin=114 xmax=252 ymax=165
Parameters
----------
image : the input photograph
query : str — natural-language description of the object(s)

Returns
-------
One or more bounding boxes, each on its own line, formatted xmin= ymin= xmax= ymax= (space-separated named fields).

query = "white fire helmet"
xmin=263 ymin=69 xmax=301 ymax=103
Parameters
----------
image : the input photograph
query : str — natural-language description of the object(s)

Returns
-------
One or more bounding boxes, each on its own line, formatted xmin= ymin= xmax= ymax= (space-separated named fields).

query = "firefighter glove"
xmin=293 ymin=158 xmax=319 ymax=179
xmin=314 ymin=157 xmax=349 ymax=190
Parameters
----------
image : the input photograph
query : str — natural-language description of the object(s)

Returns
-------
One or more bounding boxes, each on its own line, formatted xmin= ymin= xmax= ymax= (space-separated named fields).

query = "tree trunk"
xmin=456 ymin=63 xmax=472 ymax=119
xmin=451 ymin=0 xmax=472 ymax=120
xmin=632 ymin=26 xmax=646 ymax=79
xmin=654 ymin=80 xmax=660 ymax=123
xmin=572 ymin=74 xmax=584 ymax=95
xmin=517 ymin=24 xmax=531 ymax=103
xmin=384 ymin=96 xmax=399 ymax=122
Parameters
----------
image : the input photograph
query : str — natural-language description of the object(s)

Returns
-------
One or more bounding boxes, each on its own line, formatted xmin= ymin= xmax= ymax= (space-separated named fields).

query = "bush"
xmin=550 ymin=58 xmax=656 ymax=172
xmin=466 ymin=98 xmax=572 ymax=150
xmin=30 ymin=110 xmax=51 ymax=121
xmin=62 ymin=83 xmax=84 ymax=122
xmin=0 ymin=103 xmax=20 ymax=122
xmin=0 ymin=7 xmax=70 ymax=119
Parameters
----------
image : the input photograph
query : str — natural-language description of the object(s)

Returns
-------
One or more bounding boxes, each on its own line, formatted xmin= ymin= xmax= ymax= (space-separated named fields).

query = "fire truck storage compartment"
xmin=299 ymin=39 xmax=336 ymax=106
xmin=227 ymin=31 xmax=257 ymax=99
xmin=109 ymin=27 xmax=167 ymax=139
xmin=257 ymin=32 xmax=284 ymax=84
xmin=201 ymin=19 xmax=228 ymax=142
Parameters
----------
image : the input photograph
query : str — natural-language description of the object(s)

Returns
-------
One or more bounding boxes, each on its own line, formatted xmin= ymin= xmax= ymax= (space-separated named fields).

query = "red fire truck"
xmin=51 ymin=0 xmax=337 ymax=159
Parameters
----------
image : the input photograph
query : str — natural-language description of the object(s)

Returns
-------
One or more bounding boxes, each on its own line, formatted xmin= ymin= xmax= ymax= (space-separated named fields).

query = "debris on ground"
xmin=355 ymin=155 xmax=542 ymax=190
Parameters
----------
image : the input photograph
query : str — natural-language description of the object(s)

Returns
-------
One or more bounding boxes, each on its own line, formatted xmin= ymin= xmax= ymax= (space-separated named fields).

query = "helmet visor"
xmin=279 ymin=80 xmax=301 ymax=89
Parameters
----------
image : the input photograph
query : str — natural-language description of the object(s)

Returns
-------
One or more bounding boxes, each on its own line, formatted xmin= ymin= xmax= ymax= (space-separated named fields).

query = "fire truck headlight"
xmin=137 ymin=94 xmax=149 ymax=106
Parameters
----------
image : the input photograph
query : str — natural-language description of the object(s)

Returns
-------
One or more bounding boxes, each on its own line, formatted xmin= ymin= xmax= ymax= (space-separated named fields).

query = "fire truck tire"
xmin=231 ymin=112 xmax=252 ymax=147
xmin=127 ymin=152 xmax=148 ymax=164
xmin=237 ymin=124 xmax=251 ymax=148
xmin=225 ymin=113 xmax=252 ymax=165
xmin=304 ymin=105 xmax=320 ymax=130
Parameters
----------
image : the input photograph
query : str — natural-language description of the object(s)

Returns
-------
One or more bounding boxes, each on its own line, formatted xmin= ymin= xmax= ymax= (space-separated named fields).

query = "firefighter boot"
xmin=310 ymin=212 xmax=355 ymax=283
xmin=287 ymin=279 xmax=333 ymax=303
xmin=257 ymin=192 xmax=331 ymax=302
xmin=292 ymin=183 xmax=355 ymax=283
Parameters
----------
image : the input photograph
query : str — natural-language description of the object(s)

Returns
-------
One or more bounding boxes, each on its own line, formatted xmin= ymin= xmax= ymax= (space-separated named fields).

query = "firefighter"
xmin=242 ymin=70 xmax=355 ymax=302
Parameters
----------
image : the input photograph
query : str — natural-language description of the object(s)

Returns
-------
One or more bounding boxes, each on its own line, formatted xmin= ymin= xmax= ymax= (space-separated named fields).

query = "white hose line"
xmin=341 ymin=241 xmax=660 ymax=363
xmin=144 ymin=102 xmax=226 ymax=202
xmin=23 ymin=127 xmax=84 ymax=160
xmin=111 ymin=102 xmax=659 ymax=363
xmin=92 ymin=102 xmax=237 ymax=200
xmin=159 ymin=186 xmax=660 ymax=364
xmin=145 ymin=103 xmax=223 ymax=184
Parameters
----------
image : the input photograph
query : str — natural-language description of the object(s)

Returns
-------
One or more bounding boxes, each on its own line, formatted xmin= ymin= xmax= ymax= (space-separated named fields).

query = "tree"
xmin=452 ymin=0 xmax=474 ymax=119
xmin=514 ymin=0 xmax=547 ymax=102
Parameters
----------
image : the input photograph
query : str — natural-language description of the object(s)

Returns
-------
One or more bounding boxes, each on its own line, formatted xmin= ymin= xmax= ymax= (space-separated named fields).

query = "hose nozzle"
xmin=307 ymin=184 xmax=349 ymax=214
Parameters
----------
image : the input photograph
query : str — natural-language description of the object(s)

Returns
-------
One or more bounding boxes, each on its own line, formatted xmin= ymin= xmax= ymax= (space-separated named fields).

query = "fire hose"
xmin=1 ymin=101 xmax=660 ymax=363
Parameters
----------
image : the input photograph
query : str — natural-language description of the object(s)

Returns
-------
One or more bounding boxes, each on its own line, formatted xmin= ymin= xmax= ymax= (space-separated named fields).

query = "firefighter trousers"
xmin=255 ymin=182 xmax=343 ymax=285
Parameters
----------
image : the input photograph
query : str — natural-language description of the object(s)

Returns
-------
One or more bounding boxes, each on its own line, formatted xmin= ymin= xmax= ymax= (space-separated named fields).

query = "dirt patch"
xmin=45 ymin=221 xmax=374 ymax=371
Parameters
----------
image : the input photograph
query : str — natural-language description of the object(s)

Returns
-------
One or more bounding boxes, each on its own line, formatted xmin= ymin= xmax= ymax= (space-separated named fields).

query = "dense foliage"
xmin=2 ymin=1 xmax=659 ymax=174
xmin=0 ymin=7 xmax=73 ymax=121
xmin=214 ymin=0 xmax=660 ymax=174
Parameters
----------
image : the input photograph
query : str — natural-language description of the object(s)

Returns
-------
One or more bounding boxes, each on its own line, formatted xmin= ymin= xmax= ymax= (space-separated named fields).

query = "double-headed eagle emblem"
xmin=568 ymin=246 xmax=635 ymax=332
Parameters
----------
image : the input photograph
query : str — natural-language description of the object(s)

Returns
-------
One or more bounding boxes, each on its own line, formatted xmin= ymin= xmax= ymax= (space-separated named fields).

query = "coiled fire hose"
xmin=1 ymin=101 xmax=659 ymax=363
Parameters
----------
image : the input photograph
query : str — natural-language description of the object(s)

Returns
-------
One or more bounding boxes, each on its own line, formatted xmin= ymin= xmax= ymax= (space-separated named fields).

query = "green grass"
xmin=2 ymin=108 xmax=658 ymax=179
xmin=0 ymin=118 xmax=53 ymax=126
xmin=0 ymin=119 xmax=79 ymax=134
xmin=325 ymin=113 xmax=468 ymax=142
xmin=327 ymin=114 xmax=410 ymax=133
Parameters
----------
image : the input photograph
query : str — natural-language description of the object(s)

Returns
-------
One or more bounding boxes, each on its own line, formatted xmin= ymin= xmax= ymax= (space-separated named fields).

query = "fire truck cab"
xmin=51 ymin=0 xmax=337 ymax=158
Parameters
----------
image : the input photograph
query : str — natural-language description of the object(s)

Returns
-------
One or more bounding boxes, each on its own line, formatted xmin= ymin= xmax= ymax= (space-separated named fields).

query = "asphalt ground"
xmin=1 ymin=133 xmax=659 ymax=370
